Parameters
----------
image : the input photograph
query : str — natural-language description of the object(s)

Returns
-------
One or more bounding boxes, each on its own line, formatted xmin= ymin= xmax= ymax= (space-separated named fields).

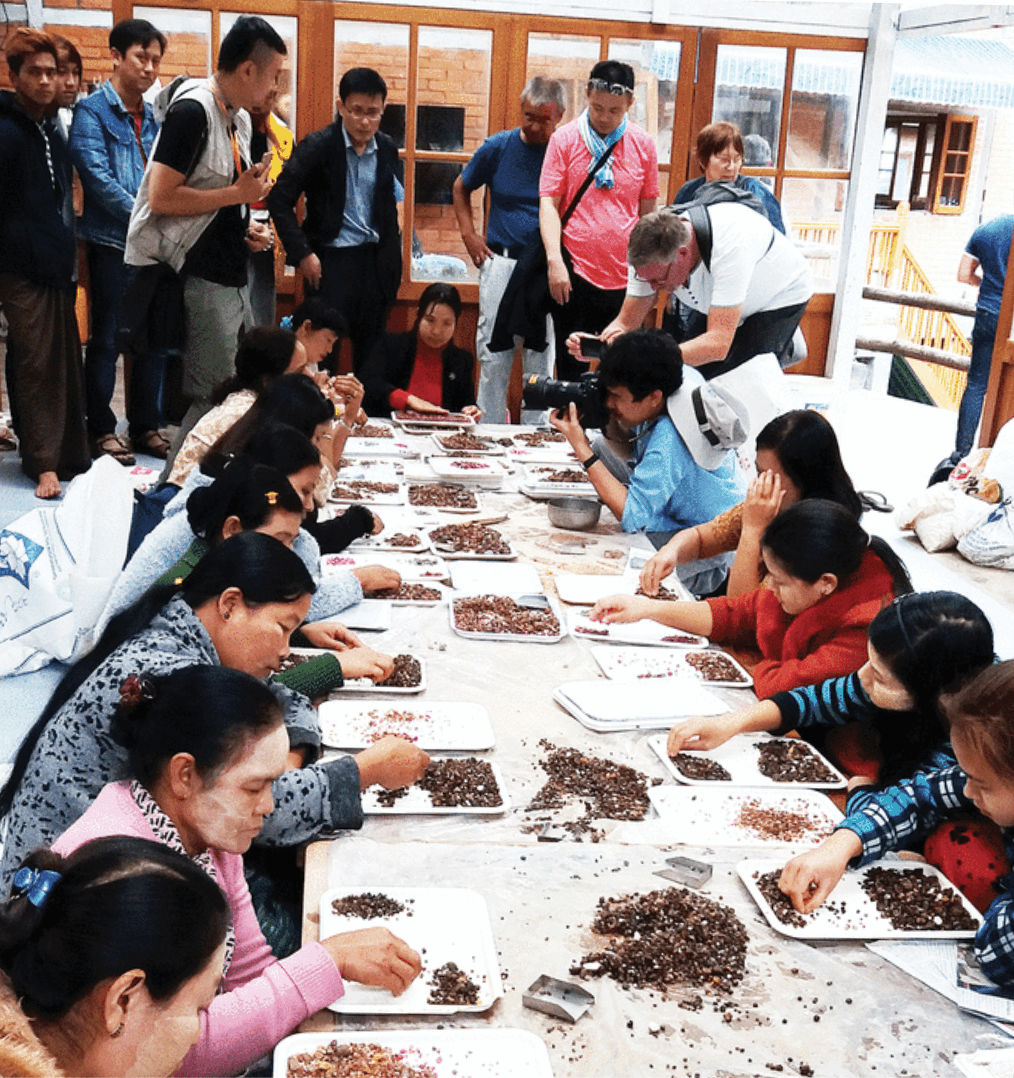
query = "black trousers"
xmin=317 ymin=244 xmax=391 ymax=375
xmin=550 ymin=265 xmax=626 ymax=382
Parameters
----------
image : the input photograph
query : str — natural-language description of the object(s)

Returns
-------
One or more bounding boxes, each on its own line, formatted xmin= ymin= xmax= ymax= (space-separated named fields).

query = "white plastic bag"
xmin=957 ymin=498 xmax=1014 ymax=570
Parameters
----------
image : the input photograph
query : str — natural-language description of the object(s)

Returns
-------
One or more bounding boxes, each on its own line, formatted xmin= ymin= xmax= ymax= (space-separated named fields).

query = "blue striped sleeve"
xmin=771 ymin=672 xmax=872 ymax=735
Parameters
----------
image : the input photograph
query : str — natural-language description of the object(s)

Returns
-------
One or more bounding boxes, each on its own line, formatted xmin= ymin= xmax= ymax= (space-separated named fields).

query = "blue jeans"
xmin=955 ymin=308 xmax=999 ymax=459
xmin=84 ymin=243 xmax=165 ymax=438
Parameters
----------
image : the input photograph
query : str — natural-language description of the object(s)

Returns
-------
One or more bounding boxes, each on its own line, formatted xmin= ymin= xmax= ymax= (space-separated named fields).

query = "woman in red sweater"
xmin=591 ymin=499 xmax=912 ymax=697
xmin=361 ymin=284 xmax=481 ymax=419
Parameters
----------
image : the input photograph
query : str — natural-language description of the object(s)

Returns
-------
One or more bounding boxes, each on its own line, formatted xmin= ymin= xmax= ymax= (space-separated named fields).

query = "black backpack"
xmin=668 ymin=180 xmax=770 ymax=270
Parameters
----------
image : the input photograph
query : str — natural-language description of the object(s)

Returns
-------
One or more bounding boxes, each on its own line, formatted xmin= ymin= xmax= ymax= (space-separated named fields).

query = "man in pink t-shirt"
xmin=540 ymin=59 xmax=658 ymax=380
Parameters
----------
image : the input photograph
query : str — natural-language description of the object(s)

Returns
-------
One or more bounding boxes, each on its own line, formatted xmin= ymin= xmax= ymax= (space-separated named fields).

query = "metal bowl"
xmin=547 ymin=496 xmax=602 ymax=530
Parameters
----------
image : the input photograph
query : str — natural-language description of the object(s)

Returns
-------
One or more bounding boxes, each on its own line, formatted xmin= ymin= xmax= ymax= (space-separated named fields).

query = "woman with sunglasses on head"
xmin=52 ymin=666 xmax=422 ymax=1077
xmin=0 ymin=836 xmax=230 ymax=1078
xmin=0 ymin=532 xmax=428 ymax=886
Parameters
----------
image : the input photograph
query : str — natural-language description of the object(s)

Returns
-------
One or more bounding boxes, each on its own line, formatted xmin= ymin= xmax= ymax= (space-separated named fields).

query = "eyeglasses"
xmin=633 ymin=265 xmax=674 ymax=288
xmin=346 ymin=105 xmax=384 ymax=121
xmin=587 ymin=77 xmax=633 ymax=97
xmin=713 ymin=153 xmax=743 ymax=167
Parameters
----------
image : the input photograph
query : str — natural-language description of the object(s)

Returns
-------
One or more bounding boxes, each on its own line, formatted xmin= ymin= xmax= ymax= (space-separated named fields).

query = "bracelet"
xmin=338 ymin=419 xmax=354 ymax=432
xmin=580 ymin=452 xmax=600 ymax=471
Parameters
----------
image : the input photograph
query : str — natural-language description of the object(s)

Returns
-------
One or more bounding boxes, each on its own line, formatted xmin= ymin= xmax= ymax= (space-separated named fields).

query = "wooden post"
xmin=888 ymin=201 xmax=908 ymax=290
xmin=978 ymin=220 xmax=1014 ymax=447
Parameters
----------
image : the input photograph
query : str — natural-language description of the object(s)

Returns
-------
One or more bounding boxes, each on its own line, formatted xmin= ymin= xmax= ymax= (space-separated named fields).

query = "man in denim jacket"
xmin=70 ymin=18 xmax=167 ymax=463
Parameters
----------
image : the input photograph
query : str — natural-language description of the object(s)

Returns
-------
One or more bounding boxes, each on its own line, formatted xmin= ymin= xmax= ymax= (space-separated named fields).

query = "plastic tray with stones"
xmin=340 ymin=436 xmax=412 ymax=458
xmin=322 ymin=652 xmax=426 ymax=696
xmin=449 ymin=561 xmax=543 ymax=596
xmin=519 ymin=463 xmax=597 ymax=496
xmin=591 ymin=645 xmax=750 ymax=687
xmin=428 ymin=455 xmax=511 ymax=487
xmin=648 ymin=733 xmax=847 ymax=790
xmin=318 ymin=886 xmax=502 ymax=1014
xmin=648 ymin=786 xmax=843 ymax=851
xmin=333 ymin=459 xmax=404 ymax=481
xmin=318 ymin=699 xmax=493 ymax=750
xmin=552 ymin=679 xmax=730 ymax=733
xmin=274 ymin=1029 xmax=553 ymax=1078
xmin=430 ymin=433 xmax=505 ymax=456
xmin=364 ymin=582 xmax=450 ymax=606
xmin=320 ymin=550 xmax=449 ymax=583
xmin=568 ymin=610 xmax=706 ymax=648
xmin=350 ymin=528 xmax=433 ymax=554
xmin=429 ymin=528 xmax=518 ymax=561
xmin=449 ymin=593 xmax=565 ymax=644
xmin=360 ymin=758 xmax=510 ymax=815
xmin=392 ymin=410 xmax=477 ymax=428
xmin=406 ymin=483 xmax=483 ymax=514
xmin=737 ymin=857 xmax=982 ymax=940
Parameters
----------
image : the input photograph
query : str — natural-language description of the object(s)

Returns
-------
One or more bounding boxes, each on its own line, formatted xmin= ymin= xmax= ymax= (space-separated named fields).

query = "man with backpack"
xmin=597 ymin=197 xmax=812 ymax=379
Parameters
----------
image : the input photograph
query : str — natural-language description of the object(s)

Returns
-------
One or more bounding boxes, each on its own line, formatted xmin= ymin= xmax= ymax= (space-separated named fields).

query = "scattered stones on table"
xmin=430 ymin=522 xmax=511 ymax=555
xmin=349 ymin=424 xmax=394 ymax=438
xmin=287 ymin=1041 xmax=436 ymax=1078
xmin=755 ymin=741 xmax=838 ymax=784
xmin=371 ymin=583 xmax=443 ymax=602
xmin=859 ymin=867 xmax=977 ymax=931
xmin=453 ymin=594 xmax=561 ymax=636
xmin=684 ymin=650 xmax=748 ymax=683
xmin=408 ymin=483 xmax=478 ymax=509
xmin=571 ymin=887 xmax=748 ymax=996
xmin=671 ymin=753 xmax=732 ymax=782
xmin=426 ymin=961 xmax=480 ymax=1005
xmin=330 ymin=892 xmax=413 ymax=920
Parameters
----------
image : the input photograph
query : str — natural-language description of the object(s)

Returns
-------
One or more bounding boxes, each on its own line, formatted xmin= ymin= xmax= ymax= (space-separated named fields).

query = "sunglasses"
xmin=588 ymin=77 xmax=633 ymax=97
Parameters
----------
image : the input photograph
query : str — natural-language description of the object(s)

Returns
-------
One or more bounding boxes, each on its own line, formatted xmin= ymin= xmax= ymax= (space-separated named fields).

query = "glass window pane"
xmin=526 ymin=32 xmax=601 ymax=125
xmin=134 ymin=7 xmax=211 ymax=82
xmin=417 ymin=26 xmax=490 ymax=154
xmin=334 ymin=20 xmax=409 ymax=139
xmin=608 ymin=38 xmax=680 ymax=167
xmin=220 ymin=13 xmax=297 ymax=133
xmin=893 ymin=126 xmax=918 ymax=202
xmin=787 ymin=49 xmax=861 ymax=170
xmin=783 ymin=177 xmax=848 ymax=292
xmin=411 ymin=161 xmax=476 ymax=284
xmin=714 ymin=45 xmax=785 ymax=169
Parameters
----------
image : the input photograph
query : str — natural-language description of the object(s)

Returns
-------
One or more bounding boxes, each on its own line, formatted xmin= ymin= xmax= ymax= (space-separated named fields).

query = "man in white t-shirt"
xmin=597 ymin=203 xmax=812 ymax=379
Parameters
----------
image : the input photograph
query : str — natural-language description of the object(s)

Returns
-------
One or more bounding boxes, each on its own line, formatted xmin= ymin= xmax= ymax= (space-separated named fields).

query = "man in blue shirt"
xmin=70 ymin=18 xmax=166 ymax=463
xmin=950 ymin=215 xmax=1014 ymax=464
xmin=452 ymin=77 xmax=564 ymax=423
xmin=550 ymin=330 xmax=745 ymax=593
xmin=269 ymin=67 xmax=403 ymax=374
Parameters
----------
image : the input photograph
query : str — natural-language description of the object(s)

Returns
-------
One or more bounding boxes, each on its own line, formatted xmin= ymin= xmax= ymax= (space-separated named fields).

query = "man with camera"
xmin=596 ymin=203 xmax=811 ymax=379
xmin=546 ymin=330 xmax=745 ymax=590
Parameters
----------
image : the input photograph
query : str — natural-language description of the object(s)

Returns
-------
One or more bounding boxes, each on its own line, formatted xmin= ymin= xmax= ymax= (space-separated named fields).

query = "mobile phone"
xmin=580 ymin=335 xmax=605 ymax=359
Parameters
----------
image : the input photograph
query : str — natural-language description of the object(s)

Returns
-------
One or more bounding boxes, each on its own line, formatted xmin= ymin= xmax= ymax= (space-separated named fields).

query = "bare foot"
xmin=35 ymin=471 xmax=61 ymax=499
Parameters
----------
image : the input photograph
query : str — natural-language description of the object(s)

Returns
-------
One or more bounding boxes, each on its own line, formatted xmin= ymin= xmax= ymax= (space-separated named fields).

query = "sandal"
xmin=133 ymin=429 xmax=172 ymax=460
xmin=91 ymin=432 xmax=135 ymax=466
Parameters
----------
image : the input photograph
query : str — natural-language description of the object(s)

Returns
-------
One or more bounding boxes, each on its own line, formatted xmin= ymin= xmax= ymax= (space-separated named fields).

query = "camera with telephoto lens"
xmin=522 ymin=373 xmax=610 ymax=430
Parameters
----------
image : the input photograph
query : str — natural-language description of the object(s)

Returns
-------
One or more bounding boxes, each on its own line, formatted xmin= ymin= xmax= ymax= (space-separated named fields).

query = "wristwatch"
xmin=580 ymin=452 xmax=600 ymax=471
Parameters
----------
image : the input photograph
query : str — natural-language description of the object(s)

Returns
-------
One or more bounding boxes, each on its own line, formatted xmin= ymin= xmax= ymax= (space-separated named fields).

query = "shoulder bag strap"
xmin=560 ymin=140 xmax=618 ymax=228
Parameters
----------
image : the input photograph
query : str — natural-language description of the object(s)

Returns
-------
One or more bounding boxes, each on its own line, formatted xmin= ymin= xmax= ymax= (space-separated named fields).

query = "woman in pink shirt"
xmin=540 ymin=59 xmax=658 ymax=379
xmin=53 ymin=665 xmax=423 ymax=1078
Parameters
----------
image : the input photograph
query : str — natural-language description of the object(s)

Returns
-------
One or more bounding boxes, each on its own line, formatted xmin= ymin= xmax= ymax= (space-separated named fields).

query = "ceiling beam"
xmin=898 ymin=3 xmax=1014 ymax=37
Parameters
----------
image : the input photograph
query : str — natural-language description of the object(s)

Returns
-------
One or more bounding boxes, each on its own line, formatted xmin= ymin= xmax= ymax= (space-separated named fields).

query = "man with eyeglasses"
xmin=452 ymin=76 xmax=565 ymax=423
xmin=269 ymin=66 xmax=403 ymax=374
xmin=539 ymin=60 xmax=658 ymax=380
xmin=599 ymin=200 xmax=811 ymax=380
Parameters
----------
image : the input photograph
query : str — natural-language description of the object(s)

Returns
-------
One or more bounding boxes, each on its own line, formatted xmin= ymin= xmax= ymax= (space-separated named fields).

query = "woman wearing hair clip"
xmin=0 ymin=836 xmax=229 ymax=1077
xmin=0 ymin=532 xmax=428 ymax=885
xmin=53 ymin=666 xmax=422 ymax=1077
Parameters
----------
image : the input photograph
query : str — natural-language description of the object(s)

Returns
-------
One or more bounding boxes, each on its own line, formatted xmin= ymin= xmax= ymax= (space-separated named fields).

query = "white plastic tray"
xmin=554 ymin=571 xmax=636 ymax=605
xmin=568 ymin=610 xmax=707 ymax=648
xmin=326 ymin=600 xmax=392 ymax=632
xmin=340 ymin=436 xmax=411 ymax=457
xmin=367 ymin=582 xmax=449 ymax=605
xmin=350 ymin=528 xmax=432 ymax=553
xmin=274 ymin=1029 xmax=553 ymax=1078
xmin=428 ymin=456 xmax=511 ymax=487
xmin=284 ymin=645 xmax=420 ymax=688
xmin=648 ymin=733 xmax=847 ymax=790
xmin=318 ymin=700 xmax=494 ymax=750
xmin=392 ymin=410 xmax=476 ymax=428
xmin=449 ymin=594 xmax=565 ymax=644
xmin=648 ymin=785 xmax=843 ymax=850
xmin=318 ymin=887 xmax=502 ymax=1014
xmin=431 ymin=433 xmax=504 ymax=456
xmin=429 ymin=527 xmax=518 ymax=561
xmin=450 ymin=561 xmax=543 ymax=596
xmin=591 ymin=645 xmax=751 ymax=688
xmin=361 ymin=758 xmax=510 ymax=815
xmin=334 ymin=459 xmax=404 ymax=481
xmin=407 ymin=484 xmax=482 ymax=514
xmin=520 ymin=462 xmax=596 ymax=495
xmin=328 ymin=479 xmax=406 ymax=506
xmin=738 ymin=858 xmax=982 ymax=940
xmin=321 ymin=551 xmax=449 ymax=582
xmin=553 ymin=679 xmax=730 ymax=732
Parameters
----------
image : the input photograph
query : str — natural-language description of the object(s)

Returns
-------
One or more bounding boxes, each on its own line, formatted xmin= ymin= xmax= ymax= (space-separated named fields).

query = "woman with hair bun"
xmin=0 ymin=532 xmax=427 ymax=884
xmin=53 ymin=665 xmax=422 ymax=1077
xmin=0 ymin=835 xmax=229 ymax=1077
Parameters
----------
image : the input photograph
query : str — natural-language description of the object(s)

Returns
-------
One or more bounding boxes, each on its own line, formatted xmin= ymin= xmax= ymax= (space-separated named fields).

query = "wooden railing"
xmin=792 ymin=203 xmax=970 ymax=408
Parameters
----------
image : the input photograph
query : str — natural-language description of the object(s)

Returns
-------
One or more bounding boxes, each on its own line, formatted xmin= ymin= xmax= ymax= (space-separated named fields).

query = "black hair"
xmin=218 ymin=15 xmax=285 ymax=73
xmin=761 ymin=499 xmax=912 ymax=595
xmin=868 ymin=592 xmax=994 ymax=787
xmin=205 ymin=375 xmax=334 ymax=461
xmin=290 ymin=296 xmax=348 ymax=338
xmin=412 ymin=283 xmax=462 ymax=337
xmin=186 ymin=458 xmax=304 ymax=543
xmin=588 ymin=59 xmax=634 ymax=91
xmin=755 ymin=410 xmax=863 ymax=519
xmin=338 ymin=66 xmax=387 ymax=102
xmin=209 ymin=328 xmax=299 ymax=406
xmin=598 ymin=329 xmax=684 ymax=401
xmin=109 ymin=18 xmax=166 ymax=56
xmin=0 ymin=534 xmax=314 ymax=821
xmin=110 ymin=666 xmax=284 ymax=789
xmin=0 ymin=837 xmax=228 ymax=1020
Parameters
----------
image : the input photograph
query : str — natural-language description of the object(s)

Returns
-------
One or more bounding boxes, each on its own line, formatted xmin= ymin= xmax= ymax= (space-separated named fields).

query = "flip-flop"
xmin=91 ymin=433 xmax=135 ymax=466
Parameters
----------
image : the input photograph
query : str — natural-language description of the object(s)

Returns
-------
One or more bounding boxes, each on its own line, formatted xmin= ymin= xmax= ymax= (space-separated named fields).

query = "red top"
xmin=389 ymin=339 xmax=444 ymax=411
xmin=705 ymin=548 xmax=898 ymax=698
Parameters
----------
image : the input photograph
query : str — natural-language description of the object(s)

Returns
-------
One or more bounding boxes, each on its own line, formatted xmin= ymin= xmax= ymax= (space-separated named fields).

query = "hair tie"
xmin=266 ymin=491 xmax=278 ymax=506
xmin=12 ymin=868 xmax=61 ymax=909
xmin=119 ymin=674 xmax=155 ymax=709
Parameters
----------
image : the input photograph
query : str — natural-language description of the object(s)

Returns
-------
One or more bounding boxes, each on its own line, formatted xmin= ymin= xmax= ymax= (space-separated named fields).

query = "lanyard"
xmin=209 ymin=77 xmax=245 ymax=176
xmin=130 ymin=110 xmax=147 ymax=167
